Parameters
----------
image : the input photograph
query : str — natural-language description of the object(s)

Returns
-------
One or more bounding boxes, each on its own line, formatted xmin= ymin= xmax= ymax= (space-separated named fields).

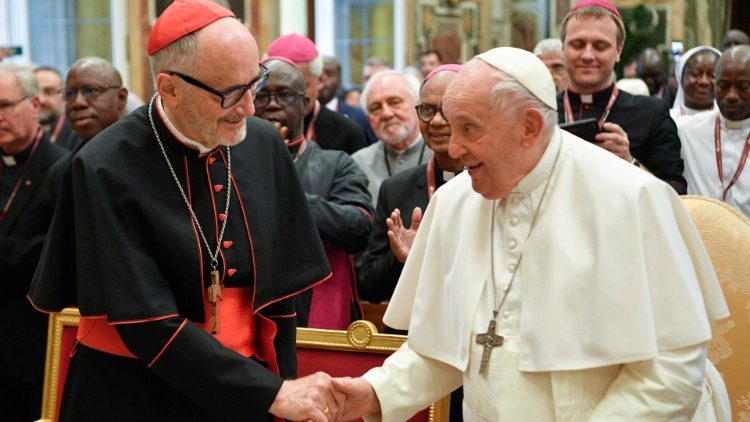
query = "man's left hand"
xmin=595 ymin=122 xmax=632 ymax=161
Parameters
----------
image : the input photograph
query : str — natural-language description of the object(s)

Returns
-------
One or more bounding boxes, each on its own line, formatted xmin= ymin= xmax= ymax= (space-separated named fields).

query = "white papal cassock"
xmin=678 ymin=109 xmax=750 ymax=217
xmin=362 ymin=128 xmax=730 ymax=421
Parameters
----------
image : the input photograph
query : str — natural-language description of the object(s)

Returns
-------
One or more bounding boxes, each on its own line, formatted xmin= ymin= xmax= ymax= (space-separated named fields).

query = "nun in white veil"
xmin=670 ymin=46 xmax=721 ymax=120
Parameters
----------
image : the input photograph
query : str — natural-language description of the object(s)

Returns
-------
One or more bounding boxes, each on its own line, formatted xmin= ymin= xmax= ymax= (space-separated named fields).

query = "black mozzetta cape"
xmin=28 ymin=103 xmax=331 ymax=420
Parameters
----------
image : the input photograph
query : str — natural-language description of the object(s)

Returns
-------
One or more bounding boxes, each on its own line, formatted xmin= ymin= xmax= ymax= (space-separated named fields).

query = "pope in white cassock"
xmin=678 ymin=45 xmax=750 ymax=218
xmin=333 ymin=47 xmax=731 ymax=422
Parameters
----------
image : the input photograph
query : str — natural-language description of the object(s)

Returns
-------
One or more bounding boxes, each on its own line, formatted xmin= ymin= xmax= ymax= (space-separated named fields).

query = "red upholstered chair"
xmin=38 ymin=307 xmax=80 ymax=422
xmin=297 ymin=320 xmax=450 ymax=422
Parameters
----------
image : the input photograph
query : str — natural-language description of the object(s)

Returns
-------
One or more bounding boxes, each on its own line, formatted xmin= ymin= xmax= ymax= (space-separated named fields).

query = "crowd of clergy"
xmin=1 ymin=0 xmax=748 ymax=419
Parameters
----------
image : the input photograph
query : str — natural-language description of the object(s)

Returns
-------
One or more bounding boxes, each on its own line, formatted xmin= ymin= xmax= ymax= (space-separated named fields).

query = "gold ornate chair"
xmin=681 ymin=195 xmax=750 ymax=420
xmin=38 ymin=307 xmax=80 ymax=422
xmin=297 ymin=320 xmax=450 ymax=421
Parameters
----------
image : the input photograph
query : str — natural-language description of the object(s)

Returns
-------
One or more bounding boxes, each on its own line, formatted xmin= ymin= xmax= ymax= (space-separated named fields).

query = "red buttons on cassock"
xmin=219 ymin=213 xmax=227 ymax=221
xmin=222 ymin=240 xmax=233 ymax=249
xmin=213 ymin=184 xmax=223 ymax=193
xmin=227 ymin=268 xmax=237 ymax=277
xmin=208 ymin=156 xmax=216 ymax=165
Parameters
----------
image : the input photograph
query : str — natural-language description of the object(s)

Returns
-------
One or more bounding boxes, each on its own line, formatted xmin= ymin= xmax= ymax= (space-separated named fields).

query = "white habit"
xmin=678 ymin=109 xmax=750 ymax=217
xmin=362 ymin=129 xmax=730 ymax=421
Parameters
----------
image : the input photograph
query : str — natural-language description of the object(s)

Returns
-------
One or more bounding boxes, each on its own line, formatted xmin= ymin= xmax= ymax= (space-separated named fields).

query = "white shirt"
xmin=678 ymin=110 xmax=750 ymax=217
xmin=362 ymin=128 xmax=729 ymax=421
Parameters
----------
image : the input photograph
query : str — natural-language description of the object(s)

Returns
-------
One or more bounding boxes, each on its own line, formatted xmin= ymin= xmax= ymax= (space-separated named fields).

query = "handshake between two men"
xmin=269 ymin=373 xmax=380 ymax=422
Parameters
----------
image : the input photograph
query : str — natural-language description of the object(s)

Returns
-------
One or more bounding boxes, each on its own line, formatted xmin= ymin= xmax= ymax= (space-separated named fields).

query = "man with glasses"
xmin=60 ymin=57 xmax=127 ymax=144
xmin=267 ymin=34 xmax=369 ymax=155
xmin=256 ymin=57 xmax=373 ymax=330
xmin=29 ymin=1 xmax=340 ymax=421
xmin=352 ymin=70 xmax=432 ymax=205
xmin=0 ymin=66 xmax=66 ymax=422
xmin=358 ymin=64 xmax=462 ymax=316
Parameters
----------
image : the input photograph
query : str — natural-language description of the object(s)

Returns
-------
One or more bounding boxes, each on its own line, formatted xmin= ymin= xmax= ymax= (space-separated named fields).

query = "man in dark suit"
xmin=358 ymin=65 xmax=463 ymax=310
xmin=320 ymin=55 xmax=377 ymax=143
xmin=267 ymin=34 xmax=369 ymax=155
xmin=0 ymin=66 xmax=66 ymax=422
xmin=559 ymin=0 xmax=686 ymax=193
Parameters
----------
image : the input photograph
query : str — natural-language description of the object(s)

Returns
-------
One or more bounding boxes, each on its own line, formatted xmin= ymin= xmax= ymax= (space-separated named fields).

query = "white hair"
xmin=148 ymin=32 xmax=198 ymax=82
xmin=360 ymin=69 xmax=420 ymax=113
xmin=308 ymin=54 xmax=323 ymax=77
xmin=488 ymin=68 xmax=558 ymax=136
xmin=533 ymin=38 xmax=563 ymax=55
xmin=0 ymin=65 xmax=38 ymax=96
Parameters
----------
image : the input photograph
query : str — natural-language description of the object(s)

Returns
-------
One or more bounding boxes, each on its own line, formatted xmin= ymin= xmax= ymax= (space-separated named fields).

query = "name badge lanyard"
xmin=714 ymin=116 xmax=750 ymax=200
xmin=563 ymin=86 xmax=619 ymax=129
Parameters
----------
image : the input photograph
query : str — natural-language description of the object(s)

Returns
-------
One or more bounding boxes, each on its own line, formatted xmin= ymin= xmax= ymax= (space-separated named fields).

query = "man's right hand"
xmin=386 ymin=207 xmax=422 ymax=263
xmin=268 ymin=372 xmax=344 ymax=422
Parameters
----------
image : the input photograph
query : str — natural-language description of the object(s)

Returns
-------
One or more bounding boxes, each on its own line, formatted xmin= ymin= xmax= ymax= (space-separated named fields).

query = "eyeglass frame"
xmin=166 ymin=63 xmax=270 ymax=109
xmin=0 ymin=95 xmax=30 ymax=115
xmin=253 ymin=89 xmax=306 ymax=109
xmin=414 ymin=103 xmax=447 ymax=123
xmin=59 ymin=86 xmax=122 ymax=103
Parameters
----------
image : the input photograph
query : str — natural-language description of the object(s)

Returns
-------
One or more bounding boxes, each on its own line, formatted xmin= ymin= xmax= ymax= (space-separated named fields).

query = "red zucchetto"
xmin=148 ymin=0 xmax=235 ymax=55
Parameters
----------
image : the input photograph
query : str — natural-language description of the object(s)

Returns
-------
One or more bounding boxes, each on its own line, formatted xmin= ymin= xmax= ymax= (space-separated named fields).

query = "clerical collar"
xmin=719 ymin=112 xmax=750 ymax=131
xmin=156 ymin=96 xmax=214 ymax=155
xmin=385 ymin=136 xmax=423 ymax=157
xmin=443 ymin=171 xmax=456 ymax=181
xmin=1 ymin=138 xmax=36 ymax=167
xmin=325 ymin=97 xmax=338 ymax=112
xmin=512 ymin=128 xmax=562 ymax=195
xmin=565 ymin=84 xmax=616 ymax=106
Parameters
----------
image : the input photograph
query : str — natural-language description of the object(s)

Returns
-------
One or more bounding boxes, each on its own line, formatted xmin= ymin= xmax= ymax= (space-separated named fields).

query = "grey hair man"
xmin=353 ymin=69 xmax=432 ymax=204
xmin=533 ymin=38 xmax=568 ymax=92
xmin=333 ymin=46 xmax=728 ymax=422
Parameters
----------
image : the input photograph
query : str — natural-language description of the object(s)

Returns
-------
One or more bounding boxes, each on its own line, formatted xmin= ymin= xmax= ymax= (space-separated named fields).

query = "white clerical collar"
xmin=1 ymin=155 xmax=17 ymax=166
xmin=580 ymin=94 xmax=593 ymax=104
xmin=156 ymin=96 xmax=214 ymax=155
xmin=443 ymin=171 xmax=456 ymax=181
xmin=325 ymin=97 xmax=338 ymax=112
xmin=719 ymin=112 xmax=750 ymax=131
xmin=385 ymin=136 xmax=423 ymax=157
xmin=513 ymin=128 xmax=562 ymax=194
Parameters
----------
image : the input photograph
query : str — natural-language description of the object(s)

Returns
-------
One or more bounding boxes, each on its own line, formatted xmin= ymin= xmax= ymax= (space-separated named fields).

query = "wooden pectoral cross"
xmin=475 ymin=319 xmax=504 ymax=376
xmin=208 ymin=269 xmax=223 ymax=334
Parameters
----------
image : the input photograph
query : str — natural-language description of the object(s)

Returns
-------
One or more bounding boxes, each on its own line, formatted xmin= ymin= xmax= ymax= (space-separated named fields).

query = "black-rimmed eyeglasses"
xmin=415 ymin=103 xmax=446 ymax=123
xmin=167 ymin=63 xmax=270 ymax=109
xmin=59 ymin=86 xmax=121 ymax=102
xmin=253 ymin=90 xmax=305 ymax=108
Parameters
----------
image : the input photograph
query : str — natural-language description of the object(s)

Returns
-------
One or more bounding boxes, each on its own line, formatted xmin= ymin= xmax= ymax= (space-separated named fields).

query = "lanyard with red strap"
xmin=304 ymin=101 xmax=320 ymax=142
xmin=0 ymin=128 xmax=43 ymax=219
xmin=563 ymin=86 xmax=619 ymax=129
xmin=714 ymin=116 xmax=750 ymax=200
xmin=426 ymin=157 xmax=436 ymax=200
xmin=49 ymin=114 xmax=65 ymax=143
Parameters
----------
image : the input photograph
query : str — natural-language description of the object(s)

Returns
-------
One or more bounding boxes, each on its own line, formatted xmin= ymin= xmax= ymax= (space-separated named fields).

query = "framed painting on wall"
xmin=406 ymin=0 xmax=490 ymax=66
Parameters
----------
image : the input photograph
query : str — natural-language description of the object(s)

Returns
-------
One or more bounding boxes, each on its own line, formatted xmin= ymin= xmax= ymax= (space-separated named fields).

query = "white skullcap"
xmin=476 ymin=47 xmax=558 ymax=111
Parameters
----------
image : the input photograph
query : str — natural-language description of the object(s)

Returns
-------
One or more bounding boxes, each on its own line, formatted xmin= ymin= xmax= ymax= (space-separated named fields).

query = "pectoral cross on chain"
xmin=475 ymin=318 xmax=504 ymax=376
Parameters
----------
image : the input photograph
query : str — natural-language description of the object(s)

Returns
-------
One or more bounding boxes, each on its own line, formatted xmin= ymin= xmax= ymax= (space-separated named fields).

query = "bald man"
xmin=721 ymin=29 xmax=749 ymax=52
xmin=254 ymin=58 xmax=372 ymax=330
xmin=62 ymin=57 xmax=127 ymax=143
xmin=678 ymin=45 xmax=750 ymax=217
xmin=637 ymin=48 xmax=671 ymax=104
xmin=28 ymin=1 xmax=338 ymax=421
